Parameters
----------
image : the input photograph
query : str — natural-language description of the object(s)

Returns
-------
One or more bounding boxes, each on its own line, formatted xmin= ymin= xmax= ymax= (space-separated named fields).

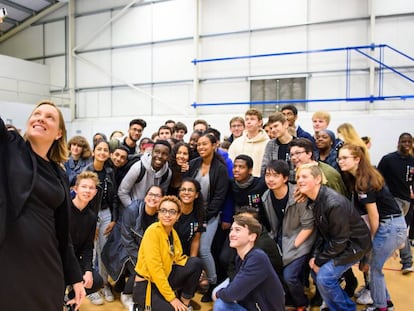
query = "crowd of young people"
xmin=1 ymin=101 xmax=413 ymax=311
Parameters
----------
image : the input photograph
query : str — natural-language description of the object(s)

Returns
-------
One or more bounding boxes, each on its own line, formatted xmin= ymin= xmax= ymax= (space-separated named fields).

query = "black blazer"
xmin=0 ymin=117 xmax=83 ymax=285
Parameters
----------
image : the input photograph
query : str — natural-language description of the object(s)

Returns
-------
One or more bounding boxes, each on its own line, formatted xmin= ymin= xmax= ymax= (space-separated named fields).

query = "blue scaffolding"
xmin=191 ymin=44 xmax=414 ymax=108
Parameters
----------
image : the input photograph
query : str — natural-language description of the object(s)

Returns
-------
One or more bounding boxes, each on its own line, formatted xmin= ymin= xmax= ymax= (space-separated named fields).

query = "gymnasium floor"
xmin=79 ymin=248 xmax=413 ymax=311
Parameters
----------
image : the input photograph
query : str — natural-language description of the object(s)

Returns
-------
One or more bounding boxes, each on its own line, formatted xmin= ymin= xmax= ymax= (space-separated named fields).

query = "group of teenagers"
xmin=0 ymin=100 xmax=413 ymax=311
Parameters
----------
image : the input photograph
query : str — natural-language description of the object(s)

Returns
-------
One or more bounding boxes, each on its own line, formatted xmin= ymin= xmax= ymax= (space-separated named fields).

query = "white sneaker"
xmin=354 ymin=285 xmax=366 ymax=298
xmin=356 ymin=288 xmax=373 ymax=305
xmin=102 ymin=285 xmax=114 ymax=302
xmin=87 ymin=292 xmax=104 ymax=305
xmin=320 ymin=301 xmax=329 ymax=311
xmin=121 ymin=292 xmax=133 ymax=310
xmin=402 ymin=265 xmax=414 ymax=275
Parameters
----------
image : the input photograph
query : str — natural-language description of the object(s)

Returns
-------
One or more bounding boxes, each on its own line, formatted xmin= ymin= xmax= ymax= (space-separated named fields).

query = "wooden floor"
xmin=80 ymin=247 xmax=414 ymax=311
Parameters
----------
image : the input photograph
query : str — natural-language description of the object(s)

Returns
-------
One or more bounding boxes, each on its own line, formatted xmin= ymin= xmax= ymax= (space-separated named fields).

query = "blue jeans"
xmin=213 ymin=299 xmax=247 ymax=311
xmin=394 ymin=198 xmax=413 ymax=268
xmin=312 ymin=260 xmax=356 ymax=311
xmin=95 ymin=208 xmax=112 ymax=284
xmin=283 ymin=254 xmax=308 ymax=307
xmin=200 ymin=215 xmax=220 ymax=284
xmin=370 ymin=215 xmax=407 ymax=308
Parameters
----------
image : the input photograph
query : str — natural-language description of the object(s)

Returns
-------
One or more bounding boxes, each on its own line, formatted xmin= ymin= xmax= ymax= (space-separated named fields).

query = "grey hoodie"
xmin=118 ymin=152 xmax=171 ymax=207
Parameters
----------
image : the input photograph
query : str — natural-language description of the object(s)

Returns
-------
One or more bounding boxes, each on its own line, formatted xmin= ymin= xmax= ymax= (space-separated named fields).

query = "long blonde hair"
xmin=337 ymin=123 xmax=370 ymax=162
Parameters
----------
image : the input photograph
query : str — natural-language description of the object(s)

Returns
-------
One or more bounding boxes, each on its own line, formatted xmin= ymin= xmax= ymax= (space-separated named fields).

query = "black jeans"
xmin=133 ymin=257 xmax=202 ymax=311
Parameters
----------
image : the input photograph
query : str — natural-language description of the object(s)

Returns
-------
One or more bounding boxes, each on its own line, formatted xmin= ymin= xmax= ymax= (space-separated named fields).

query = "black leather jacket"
xmin=84 ymin=162 xmax=119 ymax=222
xmin=311 ymin=186 xmax=372 ymax=267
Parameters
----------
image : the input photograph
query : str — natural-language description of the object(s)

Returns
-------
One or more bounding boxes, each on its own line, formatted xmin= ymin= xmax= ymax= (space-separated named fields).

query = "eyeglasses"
xmin=147 ymin=192 xmax=162 ymax=199
xmin=337 ymin=156 xmax=354 ymax=162
xmin=159 ymin=208 xmax=178 ymax=216
xmin=290 ymin=151 xmax=306 ymax=157
xmin=179 ymin=188 xmax=195 ymax=193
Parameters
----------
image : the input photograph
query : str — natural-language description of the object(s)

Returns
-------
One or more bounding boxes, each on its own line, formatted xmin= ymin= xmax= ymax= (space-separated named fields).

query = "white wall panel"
xmin=201 ymin=0 xmax=249 ymax=35
xmin=45 ymin=56 xmax=66 ymax=89
xmin=152 ymin=84 xmax=192 ymax=115
xmin=308 ymin=0 xmax=368 ymax=22
xmin=196 ymin=80 xmax=250 ymax=116
xmin=249 ymin=28 xmax=309 ymax=76
xmin=76 ymin=52 xmax=112 ymax=88
xmin=45 ymin=21 xmax=65 ymax=55
xmin=153 ymin=41 xmax=194 ymax=81
xmin=76 ymin=0 xmax=133 ymax=15
xmin=76 ymin=12 xmax=112 ymax=50
xmin=112 ymin=5 xmax=153 ymax=45
xmin=76 ymin=90 xmax=112 ymax=118
xmin=375 ymin=17 xmax=414 ymax=66
xmin=112 ymin=47 xmax=152 ymax=83
xmin=111 ymin=88 xmax=153 ymax=116
xmin=198 ymin=35 xmax=250 ymax=79
xmin=0 ymin=26 xmax=43 ymax=58
xmin=152 ymin=0 xmax=195 ymax=40
xmin=375 ymin=0 xmax=414 ymax=15
xmin=250 ymin=0 xmax=308 ymax=29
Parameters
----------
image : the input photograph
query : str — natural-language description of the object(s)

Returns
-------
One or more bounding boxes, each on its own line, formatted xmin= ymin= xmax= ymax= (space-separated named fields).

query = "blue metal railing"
xmin=191 ymin=44 xmax=414 ymax=108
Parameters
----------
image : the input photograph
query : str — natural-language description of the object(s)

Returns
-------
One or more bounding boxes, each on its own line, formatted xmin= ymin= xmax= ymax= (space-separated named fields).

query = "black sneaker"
xmin=200 ymin=286 xmax=213 ymax=303
xmin=387 ymin=300 xmax=394 ymax=311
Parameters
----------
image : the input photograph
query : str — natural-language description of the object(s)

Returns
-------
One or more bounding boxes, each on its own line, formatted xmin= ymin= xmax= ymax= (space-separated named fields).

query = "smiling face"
xmin=158 ymin=200 xmax=180 ymax=228
xmin=264 ymin=168 xmax=288 ymax=191
xmin=312 ymin=118 xmax=328 ymax=133
xmin=230 ymin=120 xmax=245 ymax=138
xmin=174 ymin=129 xmax=186 ymax=141
xmin=144 ymin=186 xmax=163 ymax=209
xmin=229 ymin=222 xmax=256 ymax=249
xmin=290 ymin=145 xmax=312 ymax=168
xmin=197 ymin=135 xmax=215 ymax=158
xmin=337 ymin=147 xmax=359 ymax=174
xmin=233 ymin=159 xmax=252 ymax=183
xmin=178 ymin=181 xmax=199 ymax=205
xmin=315 ymin=131 xmax=333 ymax=150
xmin=398 ymin=134 xmax=413 ymax=155
xmin=175 ymin=145 xmax=190 ymax=166
xmin=151 ymin=144 xmax=170 ymax=171
xmin=110 ymin=148 xmax=128 ymax=168
xmin=26 ymin=104 xmax=62 ymax=147
xmin=269 ymin=120 xmax=288 ymax=139
xmin=74 ymin=178 xmax=98 ymax=204
xmin=296 ymin=167 xmax=321 ymax=200
xmin=93 ymin=141 xmax=110 ymax=163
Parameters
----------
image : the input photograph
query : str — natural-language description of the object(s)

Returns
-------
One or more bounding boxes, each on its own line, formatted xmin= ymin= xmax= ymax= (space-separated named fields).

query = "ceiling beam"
xmin=0 ymin=1 xmax=67 ymax=43
xmin=1 ymin=0 xmax=36 ymax=15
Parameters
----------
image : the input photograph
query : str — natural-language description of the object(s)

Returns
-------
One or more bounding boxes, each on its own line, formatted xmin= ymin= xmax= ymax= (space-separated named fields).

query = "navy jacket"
xmin=217 ymin=248 xmax=285 ymax=311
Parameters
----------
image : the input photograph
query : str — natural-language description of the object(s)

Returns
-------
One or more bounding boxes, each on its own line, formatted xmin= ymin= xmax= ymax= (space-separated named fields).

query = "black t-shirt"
xmin=142 ymin=212 xmax=158 ymax=232
xmin=269 ymin=189 xmax=288 ymax=248
xmin=353 ymin=185 xmax=402 ymax=219
xmin=174 ymin=209 xmax=205 ymax=256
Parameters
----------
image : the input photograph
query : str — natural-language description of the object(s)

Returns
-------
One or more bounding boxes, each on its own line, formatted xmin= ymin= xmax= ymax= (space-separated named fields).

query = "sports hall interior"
xmin=0 ymin=0 xmax=413 ymax=310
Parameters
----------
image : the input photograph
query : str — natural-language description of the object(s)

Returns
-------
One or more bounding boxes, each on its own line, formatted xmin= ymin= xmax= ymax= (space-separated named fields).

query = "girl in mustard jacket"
xmin=133 ymin=196 xmax=202 ymax=311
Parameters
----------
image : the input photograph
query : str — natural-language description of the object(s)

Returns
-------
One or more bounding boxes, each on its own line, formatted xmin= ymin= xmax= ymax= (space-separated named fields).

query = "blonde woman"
xmin=0 ymin=101 xmax=85 ymax=311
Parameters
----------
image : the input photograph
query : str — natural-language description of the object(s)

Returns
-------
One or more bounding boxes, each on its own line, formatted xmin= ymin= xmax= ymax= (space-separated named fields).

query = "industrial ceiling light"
xmin=0 ymin=8 xmax=7 ymax=24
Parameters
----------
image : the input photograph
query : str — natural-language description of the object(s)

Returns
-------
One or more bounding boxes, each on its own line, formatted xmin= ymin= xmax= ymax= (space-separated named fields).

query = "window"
xmin=250 ymin=77 xmax=306 ymax=117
